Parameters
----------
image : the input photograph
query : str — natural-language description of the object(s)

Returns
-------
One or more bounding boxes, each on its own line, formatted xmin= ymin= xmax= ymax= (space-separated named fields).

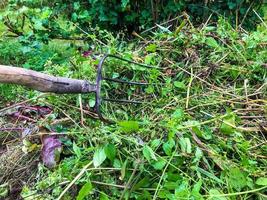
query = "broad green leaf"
xmin=143 ymin=145 xmax=157 ymax=162
xmin=152 ymin=159 xmax=166 ymax=170
xmin=220 ymin=113 xmax=236 ymax=135
xmin=175 ymin=180 xmax=190 ymax=198
xmin=76 ymin=181 xmax=93 ymax=200
xmin=192 ymin=180 xmax=202 ymax=194
xmin=228 ymin=167 xmax=247 ymax=191
xmin=172 ymin=108 xmax=184 ymax=120
xmin=192 ymin=126 xmax=212 ymax=140
xmin=104 ymin=144 xmax=116 ymax=162
xmin=150 ymin=139 xmax=161 ymax=149
xmin=146 ymin=44 xmax=157 ymax=52
xmin=179 ymin=137 xmax=191 ymax=154
xmin=93 ymin=147 xmax=106 ymax=167
xmin=113 ymin=159 xmax=121 ymax=168
xmin=256 ymin=177 xmax=267 ymax=186
xmin=118 ymin=121 xmax=139 ymax=133
xmin=100 ymin=192 xmax=109 ymax=200
xmin=174 ymin=81 xmax=186 ymax=90
xmin=205 ymin=37 xmax=219 ymax=48
xmin=89 ymin=98 xmax=96 ymax=107
xmin=208 ymin=189 xmax=227 ymax=200
xmin=163 ymin=139 xmax=175 ymax=156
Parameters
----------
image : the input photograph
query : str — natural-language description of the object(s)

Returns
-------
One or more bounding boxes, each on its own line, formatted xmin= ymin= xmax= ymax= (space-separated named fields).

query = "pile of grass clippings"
xmin=0 ymin=17 xmax=266 ymax=200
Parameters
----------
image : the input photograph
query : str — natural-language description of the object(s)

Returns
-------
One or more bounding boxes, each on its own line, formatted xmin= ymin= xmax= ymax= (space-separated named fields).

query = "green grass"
xmin=0 ymin=17 xmax=267 ymax=200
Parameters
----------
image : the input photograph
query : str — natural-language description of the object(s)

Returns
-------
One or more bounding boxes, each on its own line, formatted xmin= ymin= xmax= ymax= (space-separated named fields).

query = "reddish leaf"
xmin=41 ymin=135 xmax=62 ymax=168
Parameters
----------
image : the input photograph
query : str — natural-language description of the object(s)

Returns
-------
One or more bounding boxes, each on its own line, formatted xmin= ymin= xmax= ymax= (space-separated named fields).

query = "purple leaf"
xmin=82 ymin=51 xmax=92 ymax=57
xmin=41 ymin=135 xmax=62 ymax=168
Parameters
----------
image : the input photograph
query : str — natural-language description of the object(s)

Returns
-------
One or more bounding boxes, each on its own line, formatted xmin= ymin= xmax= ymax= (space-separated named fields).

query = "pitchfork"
xmin=0 ymin=54 xmax=158 ymax=122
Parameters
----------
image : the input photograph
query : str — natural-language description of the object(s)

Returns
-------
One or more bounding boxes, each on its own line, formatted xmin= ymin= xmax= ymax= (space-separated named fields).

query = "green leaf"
xmin=121 ymin=0 xmax=130 ymax=8
xmin=197 ymin=167 xmax=224 ymax=184
xmin=175 ymin=180 xmax=190 ymax=198
xmin=120 ymin=159 xmax=128 ymax=180
xmin=93 ymin=147 xmax=107 ymax=167
xmin=76 ymin=181 xmax=93 ymax=200
xmin=192 ymin=180 xmax=202 ymax=194
xmin=118 ymin=121 xmax=139 ymax=133
xmin=172 ymin=108 xmax=184 ymax=120
xmin=256 ymin=177 xmax=267 ymax=186
xmin=205 ymin=37 xmax=219 ymax=48
xmin=0 ymin=184 xmax=8 ymax=198
xmin=73 ymin=142 xmax=81 ymax=158
xmin=143 ymin=145 xmax=157 ymax=162
xmin=150 ymin=139 xmax=161 ymax=149
xmin=146 ymin=44 xmax=157 ymax=52
xmin=209 ymin=189 xmax=227 ymax=200
xmin=174 ymin=81 xmax=186 ymax=90
xmin=104 ymin=144 xmax=116 ymax=162
xmin=220 ymin=113 xmax=236 ymax=135
xmin=152 ymin=159 xmax=166 ymax=170
xmin=163 ymin=139 xmax=175 ymax=156
xmin=179 ymin=137 xmax=191 ymax=154
xmin=89 ymin=98 xmax=96 ymax=107
xmin=100 ymin=192 xmax=109 ymax=200
xmin=192 ymin=126 xmax=212 ymax=140
xmin=132 ymin=177 xmax=150 ymax=191
xmin=228 ymin=167 xmax=247 ymax=191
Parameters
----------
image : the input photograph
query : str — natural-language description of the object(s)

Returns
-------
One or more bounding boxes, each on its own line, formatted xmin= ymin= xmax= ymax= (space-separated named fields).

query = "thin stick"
xmin=57 ymin=161 xmax=93 ymax=200
xmin=78 ymin=94 xmax=85 ymax=127
xmin=119 ymin=160 xmax=140 ymax=200
xmin=152 ymin=147 xmax=177 ymax=200
xmin=186 ymin=66 xmax=194 ymax=109
xmin=164 ymin=58 xmax=238 ymax=98
xmin=253 ymin=9 xmax=267 ymax=29
xmin=91 ymin=181 xmax=127 ymax=189
xmin=141 ymin=14 xmax=184 ymax=34
xmin=0 ymin=94 xmax=46 ymax=115
xmin=204 ymin=186 xmax=267 ymax=197
xmin=244 ymin=79 xmax=249 ymax=104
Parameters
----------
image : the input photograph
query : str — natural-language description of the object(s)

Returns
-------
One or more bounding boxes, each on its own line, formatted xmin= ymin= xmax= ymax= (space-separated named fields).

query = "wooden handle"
xmin=0 ymin=65 xmax=96 ymax=94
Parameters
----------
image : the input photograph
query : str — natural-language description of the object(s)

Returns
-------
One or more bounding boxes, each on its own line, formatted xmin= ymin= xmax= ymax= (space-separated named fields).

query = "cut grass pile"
xmin=0 ymin=17 xmax=266 ymax=200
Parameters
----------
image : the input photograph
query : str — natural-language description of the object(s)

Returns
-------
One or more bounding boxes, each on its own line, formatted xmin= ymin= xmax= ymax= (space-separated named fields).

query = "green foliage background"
xmin=0 ymin=1 xmax=267 ymax=200
xmin=0 ymin=0 xmax=265 ymax=43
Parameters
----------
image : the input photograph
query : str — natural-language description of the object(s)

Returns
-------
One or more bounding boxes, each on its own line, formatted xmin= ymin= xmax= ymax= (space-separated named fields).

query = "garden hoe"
xmin=0 ymin=55 xmax=157 ymax=122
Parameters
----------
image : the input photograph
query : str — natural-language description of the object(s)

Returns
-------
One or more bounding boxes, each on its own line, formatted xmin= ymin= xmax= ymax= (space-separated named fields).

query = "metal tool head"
xmin=93 ymin=54 xmax=159 ymax=123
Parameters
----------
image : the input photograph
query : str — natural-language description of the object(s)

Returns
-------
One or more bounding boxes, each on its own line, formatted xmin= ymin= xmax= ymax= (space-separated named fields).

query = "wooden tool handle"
xmin=0 ymin=65 xmax=96 ymax=94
